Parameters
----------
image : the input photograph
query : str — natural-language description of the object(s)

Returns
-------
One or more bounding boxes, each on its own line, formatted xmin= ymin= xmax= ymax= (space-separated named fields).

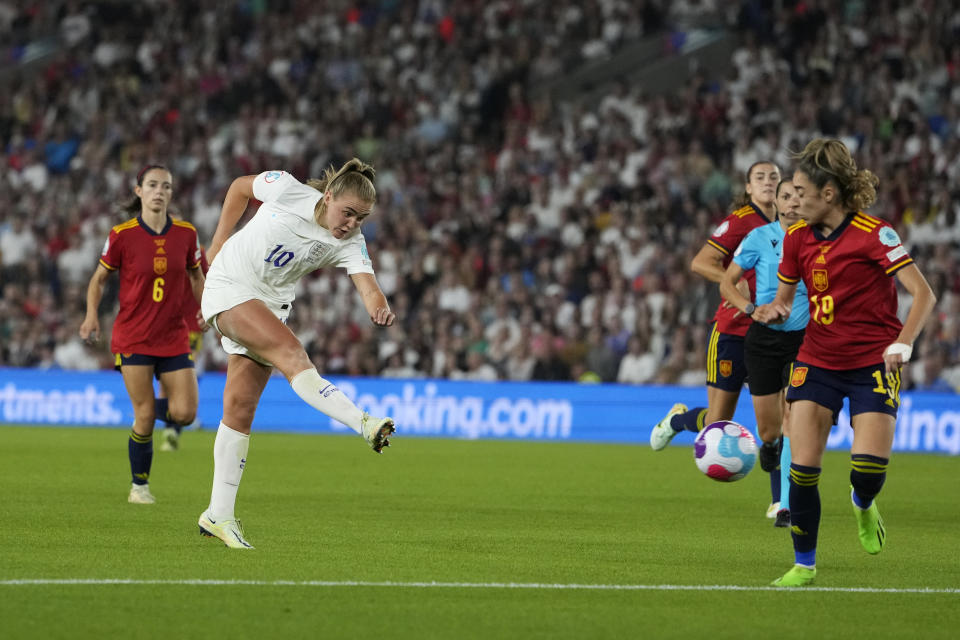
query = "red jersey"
xmin=705 ymin=202 xmax=772 ymax=336
xmin=778 ymin=212 xmax=913 ymax=370
xmin=99 ymin=216 xmax=202 ymax=356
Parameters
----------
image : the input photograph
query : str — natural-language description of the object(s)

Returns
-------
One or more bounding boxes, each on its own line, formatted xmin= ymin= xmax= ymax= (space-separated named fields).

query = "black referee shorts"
xmin=744 ymin=323 xmax=805 ymax=396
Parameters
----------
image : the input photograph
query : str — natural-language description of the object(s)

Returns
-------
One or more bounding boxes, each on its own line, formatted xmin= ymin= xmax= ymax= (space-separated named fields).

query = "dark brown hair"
xmin=121 ymin=164 xmax=171 ymax=215
xmin=732 ymin=160 xmax=779 ymax=209
xmin=775 ymin=175 xmax=793 ymax=199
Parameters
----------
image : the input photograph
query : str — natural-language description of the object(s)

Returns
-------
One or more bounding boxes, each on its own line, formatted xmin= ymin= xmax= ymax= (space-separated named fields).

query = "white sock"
xmin=290 ymin=369 xmax=363 ymax=433
xmin=208 ymin=422 xmax=249 ymax=521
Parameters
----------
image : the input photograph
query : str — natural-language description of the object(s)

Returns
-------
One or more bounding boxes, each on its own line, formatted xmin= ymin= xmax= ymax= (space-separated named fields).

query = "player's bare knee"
xmin=133 ymin=403 xmax=156 ymax=423
xmin=132 ymin=412 xmax=156 ymax=435
xmin=168 ymin=406 xmax=196 ymax=425
xmin=224 ymin=394 xmax=258 ymax=424
xmin=757 ymin=421 xmax=781 ymax=442
xmin=273 ymin=345 xmax=312 ymax=380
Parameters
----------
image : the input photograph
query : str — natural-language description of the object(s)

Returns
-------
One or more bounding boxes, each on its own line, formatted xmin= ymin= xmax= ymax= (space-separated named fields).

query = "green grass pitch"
xmin=1 ymin=424 xmax=958 ymax=639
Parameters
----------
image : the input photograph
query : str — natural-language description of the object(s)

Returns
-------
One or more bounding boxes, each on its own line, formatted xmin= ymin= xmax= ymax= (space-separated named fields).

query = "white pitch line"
xmin=0 ymin=579 xmax=958 ymax=594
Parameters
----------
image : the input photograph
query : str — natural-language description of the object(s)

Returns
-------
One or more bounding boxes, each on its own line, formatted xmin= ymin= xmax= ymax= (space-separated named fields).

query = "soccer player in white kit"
xmin=197 ymin=158 xmax=396 ymax=549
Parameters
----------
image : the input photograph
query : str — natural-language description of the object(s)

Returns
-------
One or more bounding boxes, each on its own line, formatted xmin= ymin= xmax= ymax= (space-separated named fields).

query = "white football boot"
xmin=159 ymin=428 xmax=180 ymax=452
xmin=766 ymin=501 xmax=781 ymax=518
xmin=361 ymin=413 xmax=396 ymax=453
xmin=128 ymin=483 xmax=156 ymax=504
xmin=649 ymin=403 xmax=688 ymax=451
xmin=198 ymin=510 xmax=254 ymax=549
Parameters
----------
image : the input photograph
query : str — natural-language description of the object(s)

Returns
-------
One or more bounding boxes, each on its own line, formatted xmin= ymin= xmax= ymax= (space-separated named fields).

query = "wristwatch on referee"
xmin=743 ymin=302 xmax=756 ymax=317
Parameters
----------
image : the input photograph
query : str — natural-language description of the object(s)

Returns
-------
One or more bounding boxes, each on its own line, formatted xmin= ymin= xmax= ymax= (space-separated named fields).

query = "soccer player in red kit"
xmin=80 ymin=165 xmax=205 ymax=504
xmin=755 ymin=139 xmax=936 ymax=587
xmin=650 ymin=161 xmax=780 ymax=449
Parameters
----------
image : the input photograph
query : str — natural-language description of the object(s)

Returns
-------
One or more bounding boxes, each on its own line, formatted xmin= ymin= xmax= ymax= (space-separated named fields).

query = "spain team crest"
xmin=812 ymin=269 xmax=828 ymax=292
xmin=791 ymin=366 xmax=808 ymax=387
xmin=154 ymin=256 xmax=167 ymax=275
xmin=719 ymin=360 xmax=733 ymax=377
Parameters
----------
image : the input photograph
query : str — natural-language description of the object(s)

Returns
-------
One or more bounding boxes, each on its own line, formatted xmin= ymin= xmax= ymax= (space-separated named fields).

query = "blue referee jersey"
xmin=733 ymin=220 xmax=809 ymax=332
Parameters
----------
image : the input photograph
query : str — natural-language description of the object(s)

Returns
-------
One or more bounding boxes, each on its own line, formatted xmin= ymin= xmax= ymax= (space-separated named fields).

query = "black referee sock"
xmin=769 ymin=465 xmax=781 ymax=504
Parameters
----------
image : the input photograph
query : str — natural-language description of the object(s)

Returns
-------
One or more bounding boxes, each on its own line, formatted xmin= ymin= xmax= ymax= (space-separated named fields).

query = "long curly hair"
xmin=792 ymin=139 xmax=878 ymax=211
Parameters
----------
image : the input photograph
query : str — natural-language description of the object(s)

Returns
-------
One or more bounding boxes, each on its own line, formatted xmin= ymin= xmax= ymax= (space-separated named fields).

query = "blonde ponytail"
xmin=308 ymin=158 xmax=377 ymax=224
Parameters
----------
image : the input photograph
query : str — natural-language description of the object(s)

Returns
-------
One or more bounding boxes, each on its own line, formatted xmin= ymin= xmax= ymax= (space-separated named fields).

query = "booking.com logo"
xmin=0 ymin=383 xmax=124 ymax=424
xmin=334 ymin=381 xmax=573 ymax=440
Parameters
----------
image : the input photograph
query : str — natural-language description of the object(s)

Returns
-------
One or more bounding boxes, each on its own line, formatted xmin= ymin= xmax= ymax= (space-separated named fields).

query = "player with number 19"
xmin=755 ymin=139 xmax=937 ymax=587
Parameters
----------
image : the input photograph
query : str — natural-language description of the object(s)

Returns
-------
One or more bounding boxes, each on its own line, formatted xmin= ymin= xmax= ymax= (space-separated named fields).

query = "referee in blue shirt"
xmin=720 ymin=177 xmax=809 ymax=528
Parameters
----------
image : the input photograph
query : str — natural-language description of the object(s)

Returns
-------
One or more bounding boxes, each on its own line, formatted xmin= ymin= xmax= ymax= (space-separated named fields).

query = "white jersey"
xmin=203 ymin=170 xmax=374 ymax=318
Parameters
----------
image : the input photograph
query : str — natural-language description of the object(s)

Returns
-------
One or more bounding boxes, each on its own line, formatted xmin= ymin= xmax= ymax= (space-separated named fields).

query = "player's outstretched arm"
xmin=79 ymin=265 xmax=111 ymax=342
xmin=885 ymin=263 xmax=937 ymax=372
xmin=350 ymin=272 xmax=395 ymax=327
xmin=207 ymin=175 xmax=257 ymax=264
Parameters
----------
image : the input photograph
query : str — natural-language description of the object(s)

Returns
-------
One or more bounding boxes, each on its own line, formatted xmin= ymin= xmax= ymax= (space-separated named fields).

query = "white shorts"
xmin=201 ymin=283 xmax=291 ymax=366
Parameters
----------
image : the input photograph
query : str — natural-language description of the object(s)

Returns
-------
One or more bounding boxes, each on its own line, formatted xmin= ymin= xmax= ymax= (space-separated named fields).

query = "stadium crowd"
xmin=1 ymin=0 xmax=958 ymax=392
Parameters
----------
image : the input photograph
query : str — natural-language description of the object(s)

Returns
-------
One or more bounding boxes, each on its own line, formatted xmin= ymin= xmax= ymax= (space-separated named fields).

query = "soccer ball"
xmin=693 ymin=421 xmax=757 ymax=482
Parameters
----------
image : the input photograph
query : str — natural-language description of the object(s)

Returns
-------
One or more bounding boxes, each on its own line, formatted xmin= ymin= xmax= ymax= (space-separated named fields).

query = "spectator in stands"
xmin=914 ymin=348 xmax=956 ymax=393
xmin=617 ymin=333 xmax=658 ymax=385
xmin=451 ymin=349 xmax=499 ymax=382
xmin=0 ymin=214 xmax=37 ymax=283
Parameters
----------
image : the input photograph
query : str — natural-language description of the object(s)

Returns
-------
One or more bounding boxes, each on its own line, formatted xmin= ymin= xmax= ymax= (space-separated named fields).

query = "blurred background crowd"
xmin=1 ymin=0 xmax=958 ymax=392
